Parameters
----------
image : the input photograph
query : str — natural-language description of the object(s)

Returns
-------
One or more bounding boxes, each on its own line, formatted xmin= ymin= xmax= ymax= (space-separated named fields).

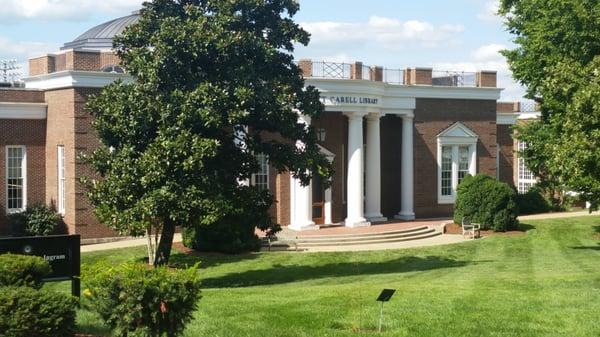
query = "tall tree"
xmin=84 ymin=0 xmax=332 ymax=265
xmin=500 ymin=0 xmax=600 ymax=208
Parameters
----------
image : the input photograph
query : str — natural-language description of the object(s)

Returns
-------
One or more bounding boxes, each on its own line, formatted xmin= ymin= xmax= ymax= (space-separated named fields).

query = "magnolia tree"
xmin=500 ymin=0 xmax=600 ymax=209
xmin=84 ymin=0 xmax=332 ymax=265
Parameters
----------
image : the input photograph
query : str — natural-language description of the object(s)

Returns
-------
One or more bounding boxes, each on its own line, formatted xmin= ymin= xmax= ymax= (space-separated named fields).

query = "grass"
xmin=46 ymin=216 xmax=600 ymax=337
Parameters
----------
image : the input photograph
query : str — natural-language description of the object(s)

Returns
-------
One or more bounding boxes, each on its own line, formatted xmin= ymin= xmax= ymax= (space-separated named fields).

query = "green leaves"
xmin=501 ymin=0 xmax=600 ymax=209
xmin=84 ymin=0 xmax=332 ymax=257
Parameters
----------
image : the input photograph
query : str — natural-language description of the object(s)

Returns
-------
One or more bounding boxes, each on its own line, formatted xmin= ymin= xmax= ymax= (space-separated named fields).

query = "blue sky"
xmin=0 ymin=0 xmax=524 ymax=100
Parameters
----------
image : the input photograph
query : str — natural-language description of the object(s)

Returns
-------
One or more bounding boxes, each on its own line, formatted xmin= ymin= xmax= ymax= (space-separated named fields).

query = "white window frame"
xmin=5 ymin=145 xmax=27 ymax=213
xmin=437 ymin=123 xmax=478 ymax=204
xmin=517 ymin=141 xmax=536 ymax=193
xmin=251 ymin=153 xmax=269 ymax=191
xmin=57 ymin=145 xmax=65 ymax=215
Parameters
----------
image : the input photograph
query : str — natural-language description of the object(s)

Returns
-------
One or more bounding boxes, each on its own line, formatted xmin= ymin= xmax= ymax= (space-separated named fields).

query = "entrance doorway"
xmin=312 ymin=173 xmax=325 ymax=225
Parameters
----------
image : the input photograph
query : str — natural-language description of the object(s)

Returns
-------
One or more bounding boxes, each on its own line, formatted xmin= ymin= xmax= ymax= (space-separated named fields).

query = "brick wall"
xmin=497 ymin=124 xmax=515 ymax=186
xmin=413 ymin=98 xmax=498 ymax=218
xmin=0 ymin=89 xmax=44 ymax=103
xmin=0 ymin=119 xmax=47 ymax=234
xmin=311 ymin=111 xmax=348 ymax=223
xmin=28 ymin=51 xmax=122 ymax=76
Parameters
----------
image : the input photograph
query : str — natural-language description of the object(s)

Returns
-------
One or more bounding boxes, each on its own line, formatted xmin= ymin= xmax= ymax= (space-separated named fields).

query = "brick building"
xmin=0 ymin=13 xmax=527 ymax=238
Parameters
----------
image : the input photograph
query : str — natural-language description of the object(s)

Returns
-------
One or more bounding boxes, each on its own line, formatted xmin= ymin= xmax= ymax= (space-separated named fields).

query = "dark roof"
xmin=61 ymin=12 xmax=140 ymax=50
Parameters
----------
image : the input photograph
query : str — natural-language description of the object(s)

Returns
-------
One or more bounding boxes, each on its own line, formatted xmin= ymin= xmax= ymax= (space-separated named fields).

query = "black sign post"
xmin=376 ymin=289 xmax=396 ymax=333
xmin=0 ymin=234 xmax=81 ymax=297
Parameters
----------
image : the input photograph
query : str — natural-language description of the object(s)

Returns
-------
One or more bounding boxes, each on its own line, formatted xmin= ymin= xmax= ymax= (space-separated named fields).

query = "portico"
xmin=288 ymin=78 xmax=417 ymax=229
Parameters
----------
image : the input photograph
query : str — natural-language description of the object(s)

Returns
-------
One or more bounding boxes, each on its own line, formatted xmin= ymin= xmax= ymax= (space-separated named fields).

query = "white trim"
xmin=518 ymin=112 xmax=541 ymax=120
xmin=0 ymin=102 xmax=47 ymax=119
xmin=57 ymin=145 xmax=65 ymax=215
xmin=23 ymin=70 xmax=133 ymax=90
xmin=5 ymin=145 xmax=27 ymax=213
xmin=437 ymin=123 xmax=478 ymax=204
xmin=305 ymin=78 xmax=502 ymax=115
xmin=497 ymin=112 xmax=519 ymax=125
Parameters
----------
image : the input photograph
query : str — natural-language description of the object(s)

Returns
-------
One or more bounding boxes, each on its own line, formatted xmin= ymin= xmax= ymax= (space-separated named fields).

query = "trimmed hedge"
xmin=8 ymin=203 xmax=65 ymax=237
xmin=0 ymin=286 xmax=77 ymax=337
xmin=0 ymin=253 xmax=51 ymax=289
xmin=517 ymin=186 xmax=551 ymax=215
xmin=182 ymin=221 xmax=262 ymax=254
xmin=453 ymin=174 xmax=519 ymax=231
xmin=83 ymin=263 xmax=202 ymax=337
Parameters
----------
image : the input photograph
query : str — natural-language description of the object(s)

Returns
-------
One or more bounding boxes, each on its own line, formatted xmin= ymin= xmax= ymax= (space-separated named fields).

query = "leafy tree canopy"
xmin=500 ymin=0 xmax=600 ymax=208
xmin=84 ymin=0 xmax=333 ymax=264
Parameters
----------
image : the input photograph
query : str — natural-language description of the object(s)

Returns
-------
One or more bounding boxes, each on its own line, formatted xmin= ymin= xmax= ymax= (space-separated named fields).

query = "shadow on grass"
xmin=200 ymin=255 xmax=484 ymax=288
xmin=519 ymin=223 xmax=536 ymax=232
xmin=570 ymin=243 xmax=600 ymax=251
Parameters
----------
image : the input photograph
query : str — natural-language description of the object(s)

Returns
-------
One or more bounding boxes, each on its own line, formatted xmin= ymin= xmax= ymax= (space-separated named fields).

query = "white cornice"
xmin=23 ymin=71 xmax=134 ymax=90
xmin=0 ymin=102 xmax=47 ymax=119
xmin=305 ymin=78 xmax=503 ymax=102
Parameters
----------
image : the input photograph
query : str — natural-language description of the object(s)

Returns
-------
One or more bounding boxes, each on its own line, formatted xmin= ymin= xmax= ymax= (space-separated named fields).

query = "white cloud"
xmin=0 ymin=0 xmax=143 ymax=22
xmin=0 ymin=36 xmax=59 ymax=78
xmin=431 ymin=43 xmax=526 ymax=101
xmin=301 ymin=16 xmax=464 ymax=51
xmin=478 ymin=0 xmax=501 ymax=23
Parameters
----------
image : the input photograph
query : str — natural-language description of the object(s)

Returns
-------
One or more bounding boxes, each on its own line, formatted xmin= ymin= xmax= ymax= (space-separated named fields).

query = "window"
xmin=251 ymin=153 xmax=269 ymax=191
xmin=437 ymin=122 xmax=478 ymax=204
xmin=441 ymin=146 xmax=453 ymax=196
xmin=518 ymin=141 xmax=536 ymax=193
xmin=458 ymin=146 xmax=470 ymax=185
xmin=6 ymin=146 xmax=26 ymax=212
xmin=57 ymin=146 xmax=65 ymax=215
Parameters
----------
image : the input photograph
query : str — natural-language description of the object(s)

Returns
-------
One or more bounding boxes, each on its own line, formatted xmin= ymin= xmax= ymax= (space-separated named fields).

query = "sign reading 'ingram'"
xmin=323 ymin=96 xmax=380 ymax=105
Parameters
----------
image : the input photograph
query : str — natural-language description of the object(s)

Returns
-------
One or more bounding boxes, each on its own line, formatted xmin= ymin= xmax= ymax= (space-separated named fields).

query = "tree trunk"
xmin=153 ymin=220 xmax=176 ymax=266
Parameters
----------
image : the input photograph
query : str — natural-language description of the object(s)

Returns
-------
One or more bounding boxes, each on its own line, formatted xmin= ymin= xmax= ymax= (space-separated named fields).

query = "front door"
xmin=312 ymin=173 xmax=325 ymax=225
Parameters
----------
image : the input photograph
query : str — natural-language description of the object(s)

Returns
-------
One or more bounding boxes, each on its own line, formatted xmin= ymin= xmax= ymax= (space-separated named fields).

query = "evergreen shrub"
xmin=453 ymin=174 xmax=519 ymax=231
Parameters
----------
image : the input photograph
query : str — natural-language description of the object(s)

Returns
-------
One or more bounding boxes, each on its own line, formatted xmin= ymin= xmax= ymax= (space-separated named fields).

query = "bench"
xmin=461 ymin=217 xmax=481 ymax=239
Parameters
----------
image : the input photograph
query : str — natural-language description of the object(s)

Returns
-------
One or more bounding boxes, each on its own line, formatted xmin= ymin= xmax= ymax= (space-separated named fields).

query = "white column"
xmin=395 ymin=115 xmax=415 ymax=220
xmin=289 ymin=174 xmax=318 ymax=231
xmin=365 ymin=112 xmax=387 ymax=222
xmin=344 ymin=112 xmax=370 ymax=228
xmin=289 ymin=115 xmax=318 ymax=231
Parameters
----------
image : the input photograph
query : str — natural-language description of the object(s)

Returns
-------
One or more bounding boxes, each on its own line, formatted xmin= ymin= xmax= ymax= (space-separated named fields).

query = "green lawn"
xmin=47 ymin=216 xmax=600 ymax=337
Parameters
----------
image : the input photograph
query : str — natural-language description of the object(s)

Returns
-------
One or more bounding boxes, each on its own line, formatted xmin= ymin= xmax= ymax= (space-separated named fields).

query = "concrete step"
xmin=283 ymin=227 xmax=435 ymax=244
xmin=277 ymin=225 xmax=429 ymax=240
xmin=263 ymin=225 xmax=443 ymax=250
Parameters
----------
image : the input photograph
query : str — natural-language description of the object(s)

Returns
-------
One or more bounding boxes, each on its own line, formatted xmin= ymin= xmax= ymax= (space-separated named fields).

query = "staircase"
xmin=263 ymin=225 xmax=444 ymax=251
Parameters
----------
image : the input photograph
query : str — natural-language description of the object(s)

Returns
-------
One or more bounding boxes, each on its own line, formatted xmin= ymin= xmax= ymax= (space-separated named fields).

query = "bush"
xmin=8 ymin=203 xmax=64 ymax=237
xmin=182 ymin=221 xmax=262 ymax=254
xmin=517 ymin=186 xmax=551 ymax=215
xmin=0 ymin=286 xmax=76 ymax=337
xmin=0 ymin=253 xmax=51 ymax=289
xmin=453 ymin=174 xmax=519 ymax=231
xmin=83 ymin=263 xmax=202 ymax=337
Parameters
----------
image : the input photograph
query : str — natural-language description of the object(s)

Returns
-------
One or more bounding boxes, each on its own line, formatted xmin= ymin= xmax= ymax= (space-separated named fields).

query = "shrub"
xmin=517 ymin=186 xmax=551 ymax=215
xmin=453 ymin=174 xmax=519 ymax=231
xmin=0 ymin=253 xmax=51 ymax=289
xmin=182 ymin=221 xmax=262 ymax=254
xmin=0 ymin=286 xmax=76 ymax=337
xmin=8 ymin=203 xmax=64 ymax=237
xmin=83 ymin=263 xmax=202 ymax=337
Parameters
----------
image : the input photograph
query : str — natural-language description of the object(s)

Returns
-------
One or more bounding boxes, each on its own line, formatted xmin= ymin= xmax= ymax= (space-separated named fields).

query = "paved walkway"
xmin=78 ymin=210 xmax=600 ymax=253
xmin=81 ymin=233 xmax=182 ymax=253
xmin=518 ymin=210 xmax=599 ymax=221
